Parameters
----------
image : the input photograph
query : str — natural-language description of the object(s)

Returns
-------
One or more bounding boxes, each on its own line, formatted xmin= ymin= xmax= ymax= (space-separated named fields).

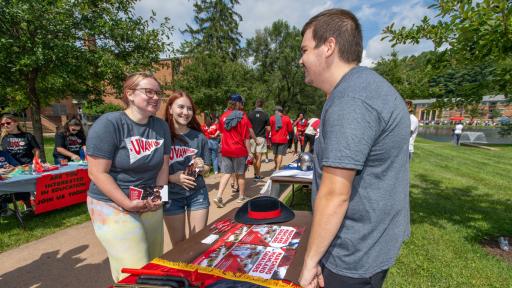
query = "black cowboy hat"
xmin=235 ymin=196 xmax=295 ymax=225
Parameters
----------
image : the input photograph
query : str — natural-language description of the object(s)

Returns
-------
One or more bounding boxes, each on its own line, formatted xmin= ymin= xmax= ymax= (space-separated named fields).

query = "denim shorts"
xmin=163 ymin=187 xmax=210 ymax=216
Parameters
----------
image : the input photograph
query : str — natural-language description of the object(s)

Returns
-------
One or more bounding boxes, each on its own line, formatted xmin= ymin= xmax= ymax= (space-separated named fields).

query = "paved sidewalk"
xmin=0 ymin=153 xmax=297 ymax=288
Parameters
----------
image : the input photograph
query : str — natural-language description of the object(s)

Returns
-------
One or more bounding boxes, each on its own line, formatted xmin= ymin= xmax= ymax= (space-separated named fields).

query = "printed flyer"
xmin=193 ymin=224 xmax=304 ymax=279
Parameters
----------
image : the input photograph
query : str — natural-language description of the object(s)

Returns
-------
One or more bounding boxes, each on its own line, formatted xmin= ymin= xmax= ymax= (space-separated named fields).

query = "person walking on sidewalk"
xmin=304 ymin=117 xmax=320 ymax=154
xmin=164 ymin=91 xmax=211 ymax=246
xmin=293 ymin=112 xmax=308 ymax=154
xmin=248 ymin=99 xmax=269 ymax=181
xmin=298 ymin=9 xmax=410 ymax=288
xmin=201 ymin=114 xmax=220 ymax=174
xmin=269 ymin=106 xmax=293 ymax=170
xmin=214 ymin=94 xmax=253 ymax=208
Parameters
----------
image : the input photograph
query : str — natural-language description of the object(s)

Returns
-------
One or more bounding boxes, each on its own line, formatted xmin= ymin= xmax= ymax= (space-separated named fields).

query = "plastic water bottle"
xmin=79 ymin=147 xmax=86 ymax=161
xmin=498 ymin=236 xmax=509 ymax=251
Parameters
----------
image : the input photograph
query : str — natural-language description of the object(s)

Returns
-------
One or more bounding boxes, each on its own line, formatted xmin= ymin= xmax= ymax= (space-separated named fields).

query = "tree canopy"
xmin=382 ymin=0 xmax=512 ymax=103
xmin=0 ymin=0 xmax=172 ymax=160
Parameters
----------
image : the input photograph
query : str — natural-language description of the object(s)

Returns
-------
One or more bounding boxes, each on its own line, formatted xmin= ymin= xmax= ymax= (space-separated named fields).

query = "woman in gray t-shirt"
xmin=163 ymin=91 xmax=211 ymax=246
xmin=86 ymin=72 xmax=171 ymax=282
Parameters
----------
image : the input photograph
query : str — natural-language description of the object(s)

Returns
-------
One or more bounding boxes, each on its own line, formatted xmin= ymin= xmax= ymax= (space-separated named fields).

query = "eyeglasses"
xmin=0 ymin=121 xmax=13 ymax=127
xmin=132 ymin=88 xmax=165 ymax=99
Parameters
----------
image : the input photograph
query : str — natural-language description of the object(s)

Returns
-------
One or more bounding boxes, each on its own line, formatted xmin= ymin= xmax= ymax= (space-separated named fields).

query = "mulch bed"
xmin=481 ymin=236 xmax=512 ymax=264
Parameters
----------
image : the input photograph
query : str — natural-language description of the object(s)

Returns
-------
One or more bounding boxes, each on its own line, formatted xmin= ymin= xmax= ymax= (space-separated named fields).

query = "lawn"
xmin=284 ymin=137 xmax=512 ymax=287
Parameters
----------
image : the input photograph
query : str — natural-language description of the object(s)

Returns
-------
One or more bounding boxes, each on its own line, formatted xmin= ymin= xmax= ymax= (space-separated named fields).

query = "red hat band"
xmin=247 ymin=207 xmax=282 ymax=220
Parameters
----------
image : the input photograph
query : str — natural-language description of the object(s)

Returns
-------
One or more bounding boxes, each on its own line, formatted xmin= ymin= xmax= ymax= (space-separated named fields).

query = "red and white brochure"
xmin=129 ymin=186 xmax=144 ymax=201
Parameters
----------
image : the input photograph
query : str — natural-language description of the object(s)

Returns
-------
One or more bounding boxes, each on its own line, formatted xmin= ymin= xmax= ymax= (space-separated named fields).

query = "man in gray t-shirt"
xmin=298 ymin=9 xmax=410 ymax=288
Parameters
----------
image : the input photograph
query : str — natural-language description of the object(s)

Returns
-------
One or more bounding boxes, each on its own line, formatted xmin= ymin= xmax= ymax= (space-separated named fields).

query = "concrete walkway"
xmin=0 ymin=153 xmax=297 ymax=288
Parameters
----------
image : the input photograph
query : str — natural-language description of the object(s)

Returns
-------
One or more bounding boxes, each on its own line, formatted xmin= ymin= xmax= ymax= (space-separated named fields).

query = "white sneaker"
xmin=237 ymin=197 xmax=247 ymax=203
xmin=213 ymin=197 xmax=224 ymax=208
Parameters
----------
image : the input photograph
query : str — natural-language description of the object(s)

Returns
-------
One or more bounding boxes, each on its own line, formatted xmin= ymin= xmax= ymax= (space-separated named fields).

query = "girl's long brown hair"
xmin=164 ymin=91 xmax=201 ymax=143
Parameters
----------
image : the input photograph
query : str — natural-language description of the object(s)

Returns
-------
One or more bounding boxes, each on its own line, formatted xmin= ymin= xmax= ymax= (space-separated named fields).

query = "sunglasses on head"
xmin=0 ymin=121 xmax=13 ymax=127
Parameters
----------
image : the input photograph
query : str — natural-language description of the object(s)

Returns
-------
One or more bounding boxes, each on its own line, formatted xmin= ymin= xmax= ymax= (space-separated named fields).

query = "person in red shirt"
xmin=293 ymin=112 xmax=308 ymax=153
xmin=201 ymin=115 xmax=221 ymax=174
xmin=269 ymin=106 xmax=293 ymax=170
xmin=214 ymin=94 xmax=254 ymax=208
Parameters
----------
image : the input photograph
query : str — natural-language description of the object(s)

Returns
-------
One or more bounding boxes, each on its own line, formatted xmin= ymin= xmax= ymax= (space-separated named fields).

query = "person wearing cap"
xmin=298 ymin=9 xmax=410 ymax=288
xmin=247 ymin=99 xmax=270 ymax=181
xmin=214 ymin=94 xmax=254 ymax=207
xmin=269 ymin=105 xmax=293 ymax=170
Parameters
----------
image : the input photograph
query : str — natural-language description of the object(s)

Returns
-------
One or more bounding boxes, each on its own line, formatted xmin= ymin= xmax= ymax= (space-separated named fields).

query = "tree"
xmin=373 ymin=50 xmax=437 ymax=100
xmin=180 ymin=0 xmax=242 ymax=60
xmin=171 ymin=54 xmax=258 ymax=113
xmin=245 ymin=20 xmax=324 ymax=116
xmin=0 ymin=0 xmax=172 ymax=161
xmin=383 ymin=0 xmax=512 ymax=102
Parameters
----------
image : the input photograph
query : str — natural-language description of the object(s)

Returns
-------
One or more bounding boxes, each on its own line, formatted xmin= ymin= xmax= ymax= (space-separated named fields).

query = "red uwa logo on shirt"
xmin=169 ymin=146 xmax=197 ymax=164
xmin=125 ymin=136 xmax=164 ymax=164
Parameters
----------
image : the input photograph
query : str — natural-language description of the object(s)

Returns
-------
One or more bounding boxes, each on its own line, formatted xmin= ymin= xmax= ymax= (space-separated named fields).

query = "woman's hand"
xmin=71 ymin=154 xmax=81 ymax=161
xmin=122 ymin=199 xmax=147 ymax=212
xmin=193 ymin=157 xmax=205 ymax=173
xmin=170 ymin=171 xmax=196 ymax=190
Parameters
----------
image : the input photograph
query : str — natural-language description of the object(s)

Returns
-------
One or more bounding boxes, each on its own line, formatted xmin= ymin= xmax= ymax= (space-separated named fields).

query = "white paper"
xmin=160 ymin=185 xmax=169 ymax=202
xmin=201 ymin=234 xmax=219 ymax=244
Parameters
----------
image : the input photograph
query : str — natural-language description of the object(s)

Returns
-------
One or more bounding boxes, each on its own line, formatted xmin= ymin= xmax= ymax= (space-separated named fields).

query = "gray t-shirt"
xmin=87 ymin=111 xmax=172 ymax=202
xmin=168 ymin=129 xmax=210 ymax=199
xmin=312 ymin=66 xmax=410 ymax=278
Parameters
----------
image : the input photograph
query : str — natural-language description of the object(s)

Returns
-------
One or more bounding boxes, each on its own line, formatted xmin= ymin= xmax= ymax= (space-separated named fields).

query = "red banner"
xmin=34 ymin=168 xmax=90 ymax=214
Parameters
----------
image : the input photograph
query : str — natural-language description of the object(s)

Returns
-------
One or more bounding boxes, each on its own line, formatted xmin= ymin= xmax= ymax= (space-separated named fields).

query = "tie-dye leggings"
xmin=87 ymin=196 xmax=163 ymax=282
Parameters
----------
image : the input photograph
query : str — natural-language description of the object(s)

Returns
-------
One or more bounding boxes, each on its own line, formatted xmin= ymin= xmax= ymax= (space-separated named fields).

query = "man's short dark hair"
xmin=301 ymin=9 xmax=362 ymax=64
xmin=255 ymin=99 xmax=264 ymax=108
xmin=275 ymin=105 xmax=283 ymax=113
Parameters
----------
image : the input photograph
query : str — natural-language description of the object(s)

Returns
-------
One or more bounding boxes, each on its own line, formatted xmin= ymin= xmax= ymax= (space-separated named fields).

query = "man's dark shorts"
xmin=322 ymin=266 xmax=388 ymax=288
xmin=272 ymin=143 xmax=288 ymax=156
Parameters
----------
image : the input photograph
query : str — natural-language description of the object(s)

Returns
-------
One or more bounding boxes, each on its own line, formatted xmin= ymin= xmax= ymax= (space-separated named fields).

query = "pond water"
xmin=418 ymin=126 xmax=512 ymax=144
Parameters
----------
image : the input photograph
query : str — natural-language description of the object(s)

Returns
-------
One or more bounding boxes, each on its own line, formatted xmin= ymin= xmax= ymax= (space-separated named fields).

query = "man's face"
xmin=300 ymin=28 xmax=324 ymax=87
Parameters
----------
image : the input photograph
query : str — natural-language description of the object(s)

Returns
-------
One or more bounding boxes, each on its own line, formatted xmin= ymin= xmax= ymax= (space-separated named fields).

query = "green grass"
xmin=0 ymin=136 xmax=91 ymax=252
xmin=43 ymin=136 xmax=56 ymax=164
xmin=284 ymin=137 xmax=512 ymax=287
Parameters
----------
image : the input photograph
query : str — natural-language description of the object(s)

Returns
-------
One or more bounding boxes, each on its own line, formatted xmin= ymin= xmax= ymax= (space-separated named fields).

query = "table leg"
xmin=10 ymin=194 xmax=25 ymax=229
xmin=270 ymin=182 xmax=280 ymax=198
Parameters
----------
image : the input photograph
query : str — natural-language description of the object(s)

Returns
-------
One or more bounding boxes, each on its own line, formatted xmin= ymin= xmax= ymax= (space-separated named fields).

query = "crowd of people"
xmin=0 ymin=115 xmax=87 ymax=216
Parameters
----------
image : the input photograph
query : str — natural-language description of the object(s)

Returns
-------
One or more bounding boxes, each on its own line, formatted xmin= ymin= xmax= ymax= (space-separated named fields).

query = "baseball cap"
xmin=229 ymin=93 xmax=245 ymax=104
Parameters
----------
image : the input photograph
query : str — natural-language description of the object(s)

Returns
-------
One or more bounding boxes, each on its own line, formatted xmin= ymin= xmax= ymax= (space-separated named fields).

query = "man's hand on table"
xmin=299 ymin=262 xmax=324 ymax=288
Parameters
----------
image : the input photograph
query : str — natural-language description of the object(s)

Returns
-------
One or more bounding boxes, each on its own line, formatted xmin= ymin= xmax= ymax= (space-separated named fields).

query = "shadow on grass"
xmin=0 ymin=245 xmax=111 ymax=288
xmin=410 ymin=173 xmax=512 ymax=242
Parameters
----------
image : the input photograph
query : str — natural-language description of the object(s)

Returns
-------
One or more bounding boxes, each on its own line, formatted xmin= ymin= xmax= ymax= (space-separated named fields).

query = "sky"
xmin=134 ymin=0 xmax=437 ymax=67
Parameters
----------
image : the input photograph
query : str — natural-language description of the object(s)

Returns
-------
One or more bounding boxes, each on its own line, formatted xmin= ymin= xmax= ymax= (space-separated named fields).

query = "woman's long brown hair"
xmin=164 ymin=91 xmax=201 ymax=143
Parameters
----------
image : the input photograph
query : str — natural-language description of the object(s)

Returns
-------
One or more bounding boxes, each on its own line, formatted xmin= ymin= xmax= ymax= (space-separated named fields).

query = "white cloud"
xmin=360 ymin=50 xmax=375 ymax=67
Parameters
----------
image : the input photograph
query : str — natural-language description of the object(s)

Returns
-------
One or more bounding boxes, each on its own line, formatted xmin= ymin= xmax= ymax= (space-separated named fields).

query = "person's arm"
xmin=56 ymin=147 xmax=81 ymax=161
xmin=299 ymin=166 xmax=356 ymax=288
xmin=55 ymin=133 xmax=80 ymax=161
xmin=87 ymin=156 xmax=145 ymax=212
xmin=249 ymin=127 xmax=257 ymax=142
